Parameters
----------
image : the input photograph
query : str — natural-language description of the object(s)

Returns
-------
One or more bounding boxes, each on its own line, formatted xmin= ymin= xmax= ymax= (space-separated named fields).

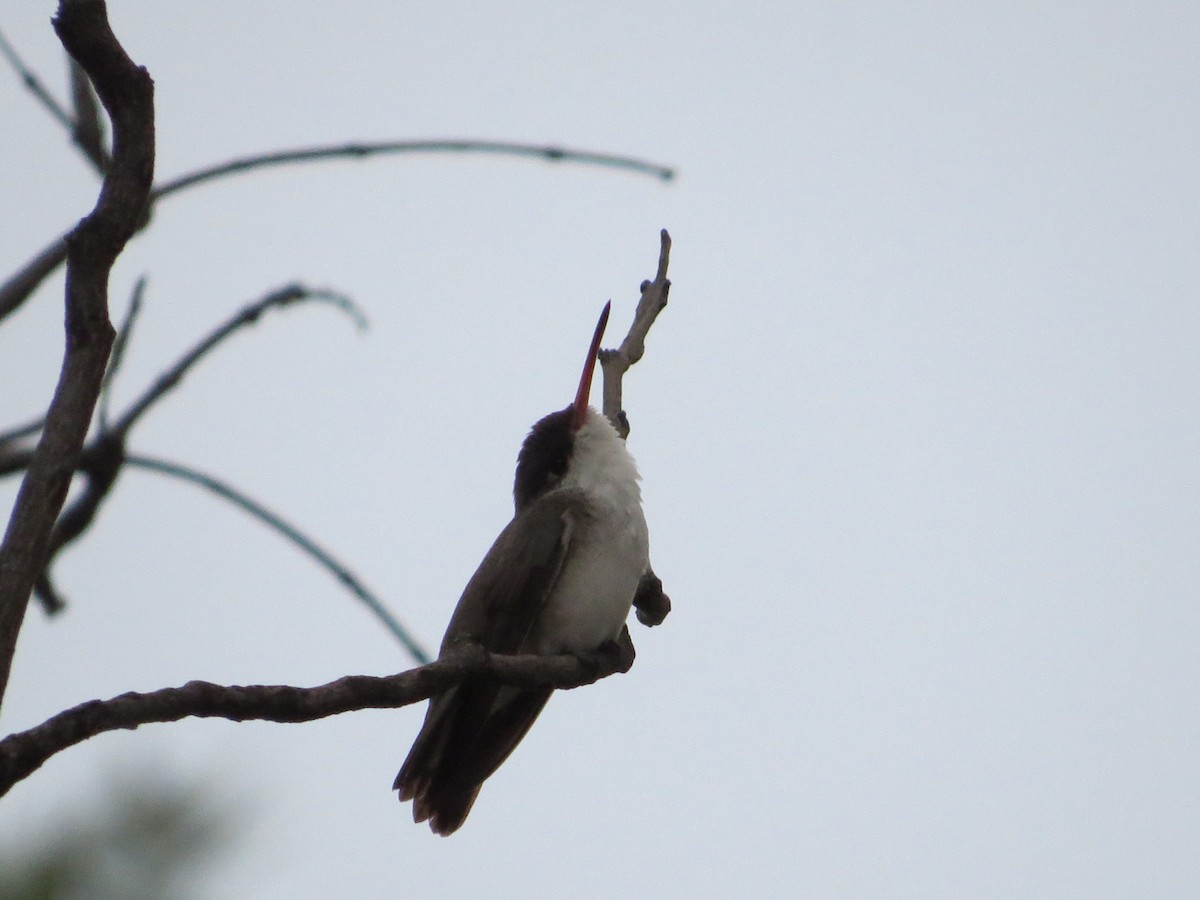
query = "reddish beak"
xmin=571 ymin=301 xmax=611 ymax=431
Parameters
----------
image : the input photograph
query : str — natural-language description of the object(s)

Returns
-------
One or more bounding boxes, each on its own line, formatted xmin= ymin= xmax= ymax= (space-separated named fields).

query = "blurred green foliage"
xmin=0 ymin=776 xmax=236 ymax=900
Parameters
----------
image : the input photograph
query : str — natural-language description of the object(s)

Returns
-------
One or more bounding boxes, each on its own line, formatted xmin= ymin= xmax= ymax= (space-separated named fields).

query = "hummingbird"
xmin=394 ymin=302 xmax=663 ymax=835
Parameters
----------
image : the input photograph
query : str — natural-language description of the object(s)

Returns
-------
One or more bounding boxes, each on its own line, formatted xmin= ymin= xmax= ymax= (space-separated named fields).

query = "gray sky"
xmin=2 ymin=2 xmax=1198 ymax=897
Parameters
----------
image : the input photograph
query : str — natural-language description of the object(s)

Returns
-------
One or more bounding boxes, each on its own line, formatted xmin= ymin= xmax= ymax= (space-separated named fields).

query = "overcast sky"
xmin=2 ymin=2 xmax=1198 ymax=897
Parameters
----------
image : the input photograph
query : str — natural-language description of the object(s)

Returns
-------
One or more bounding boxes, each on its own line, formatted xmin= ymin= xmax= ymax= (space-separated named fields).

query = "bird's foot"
xmin=576 ymin=625 xmax=636 ymax=675
xmin=633 ymin=570 xmax=671 ymax=627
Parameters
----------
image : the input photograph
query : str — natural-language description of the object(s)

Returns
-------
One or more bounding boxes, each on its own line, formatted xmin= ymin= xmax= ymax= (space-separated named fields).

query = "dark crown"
xmin=513 ymin=407 xmax=574 ymax=510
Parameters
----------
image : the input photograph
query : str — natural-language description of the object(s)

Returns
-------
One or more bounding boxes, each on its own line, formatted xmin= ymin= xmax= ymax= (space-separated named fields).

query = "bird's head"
xmin=513 ymin=303 xmax=616 ymax=510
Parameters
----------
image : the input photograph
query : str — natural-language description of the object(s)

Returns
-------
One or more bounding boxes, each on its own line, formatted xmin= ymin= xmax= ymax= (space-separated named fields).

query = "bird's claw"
xmin=576 ymin=625 xmax=636 ymax=675
xmin=633 ymin=570 xmax=671 ymax=627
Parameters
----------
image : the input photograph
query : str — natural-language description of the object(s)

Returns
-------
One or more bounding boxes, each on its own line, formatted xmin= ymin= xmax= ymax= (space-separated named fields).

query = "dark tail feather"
xmin=395 ymin=684 xmax=553 ymax=835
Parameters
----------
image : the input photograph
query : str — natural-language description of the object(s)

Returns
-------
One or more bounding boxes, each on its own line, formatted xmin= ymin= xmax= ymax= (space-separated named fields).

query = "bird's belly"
xmin=532 ymin=515 xmax=648 ymax=655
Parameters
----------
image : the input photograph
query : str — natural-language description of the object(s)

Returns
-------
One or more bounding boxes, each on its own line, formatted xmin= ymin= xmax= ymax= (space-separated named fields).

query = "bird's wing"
xmin=394 ymin=490 xmax=585 ymax=835
xmin=440 ymin=489 xmax=584 ymax=655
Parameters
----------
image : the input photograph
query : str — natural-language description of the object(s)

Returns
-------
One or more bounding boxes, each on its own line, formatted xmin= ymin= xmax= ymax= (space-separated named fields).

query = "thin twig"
xmin=0 ymin=139 xmax=674 ymax=323
xmin=0 ymin=236 xmax=72 ymax=321
xmin=0 ymin=644 xmax=630 ymax=798
xmin=31 ymin=431 xmax=124 ymax=617
xmin=0 ymin=417 xmax=46 ymax=451
xmin=0 ymin=26 xmax=75 ymax=133
xmin=68 ymin=56 xmax=108 ymax=172
xmin=0 ymin=0 xmax=155 ymax=710
xmin=111 ymin=284 xmax=365 ymax=437
xmin=151 ymin=140 xmax=675 ymax=200
xmin=98 ymin=275 xmax=145 ymax=432
xmin=125 ymin=453 xmax=431 ymax=666
xmin=600 ymin=229 xmax=672 ymax=438
xmin=8 ymin=285 xmax=372 ymax=628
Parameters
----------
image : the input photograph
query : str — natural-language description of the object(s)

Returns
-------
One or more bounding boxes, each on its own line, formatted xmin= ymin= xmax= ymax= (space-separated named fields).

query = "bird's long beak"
xmin=571 ymin=301 xmax=611 ymax=431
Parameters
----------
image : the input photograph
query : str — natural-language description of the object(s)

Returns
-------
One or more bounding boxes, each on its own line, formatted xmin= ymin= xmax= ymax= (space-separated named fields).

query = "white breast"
xmin=532 ymin=409 xmax=650 ymax=654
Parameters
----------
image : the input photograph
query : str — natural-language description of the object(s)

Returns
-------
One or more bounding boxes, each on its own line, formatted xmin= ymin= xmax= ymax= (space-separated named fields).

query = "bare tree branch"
xmin=125 ymin=452 xmax=432 ymax=666
xmin=98 ymin=274 xmax=145 ymax=432
xmin=0 ymin=645 xmax=631 ymax=798
xmin=0 ymin=0 xmax=154 ymax=710
xmin=0 ymin=25 xmax=109 ymax=174
xmin=0 ymin=26 xmax=75 ymax=133
xmin=0 ymin=232 xmax=73 ymax=321
xmin=151 ymin=139 xmax=674 ymax=199
xmin=6 ymin=284 xmax=368 ymax=615
xmin=2 ymin=281 xmax=417 ymax=653
xmin=110 ymin=283 xmax=364 ymax=437
xmin=68 ymin=56 xmax=108 ymax=172
xmin=0 ymin=417 xmax=46 ymax=452
xmin=30 ymin=430 xmax=123 ymax=617
xmin=0 ymin=138 xmax=673 ymax=323
xmin=600 ymin=229 xmax=672 ymax=439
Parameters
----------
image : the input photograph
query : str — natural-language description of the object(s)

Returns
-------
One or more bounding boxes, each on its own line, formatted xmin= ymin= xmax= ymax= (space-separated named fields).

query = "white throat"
xmin=534 ymin=406 xmax=650 ymax=654
xmin=561 ymin=407 xmax=642 ymax=507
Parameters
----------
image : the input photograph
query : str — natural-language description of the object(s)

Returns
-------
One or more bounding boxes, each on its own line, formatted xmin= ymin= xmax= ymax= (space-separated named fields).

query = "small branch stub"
xmin=600 ymin=229 xmax=672 ymax=438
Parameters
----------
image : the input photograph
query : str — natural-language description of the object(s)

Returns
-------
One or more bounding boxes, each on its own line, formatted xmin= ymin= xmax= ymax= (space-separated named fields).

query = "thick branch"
xmin=0 ymin=647 xmax=629 ymax=798
xmin=0 ymin=0 xmax=154 ymax=709
xmin=600 ymin=229 xmax=672 ymax=438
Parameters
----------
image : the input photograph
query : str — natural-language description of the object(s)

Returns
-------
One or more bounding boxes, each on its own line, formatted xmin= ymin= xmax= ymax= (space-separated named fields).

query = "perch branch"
xmin=125 ymin=453 xmax=431 ymax=665
xmin=0 ymin=646 xmax=630 ymax=798
xmin=0 ymin=138 xmax=673 ymax=322
xmin=0 ymin=0 xmax=154 ymax=709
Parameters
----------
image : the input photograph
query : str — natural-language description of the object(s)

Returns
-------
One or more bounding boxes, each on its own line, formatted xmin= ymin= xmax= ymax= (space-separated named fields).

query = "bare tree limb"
xmin=0 ymin=139 xmax=673 ymax=323
xmin=0 ymin=232 xmax=73 ymax=321
xmin=0 ymin=26 xmax=75 ymax=134
xmin=0 ymin=25 xmax=109 ymax=174
xmin=152 ymin=139 xmax=674 ymax=199
xmin=0 ymin=417 xmax=46 ymax=452
xmin=97 ymin=274 xmax=145 ymax=432
xmin=600 ymin=229 xmax=672 ymax=439
xmin=110 ymin=283 xmax=364 ymax=437
xmin=0 ymin=646 xmax=630 ymax=798
xmin=30 ymin=430 xmax=123 ymax=617
xmin=2 ymin=282 xmax=415 ymax=652
xmin=125 ymin=452 xmax=432 ymax=666
xmin=69 ymin=56 xmax=108 ymax=172
xmin=8 ymin=285 xmax=367 ymax=615
xmin=0 ymin=0 xmax=154 ymax=710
